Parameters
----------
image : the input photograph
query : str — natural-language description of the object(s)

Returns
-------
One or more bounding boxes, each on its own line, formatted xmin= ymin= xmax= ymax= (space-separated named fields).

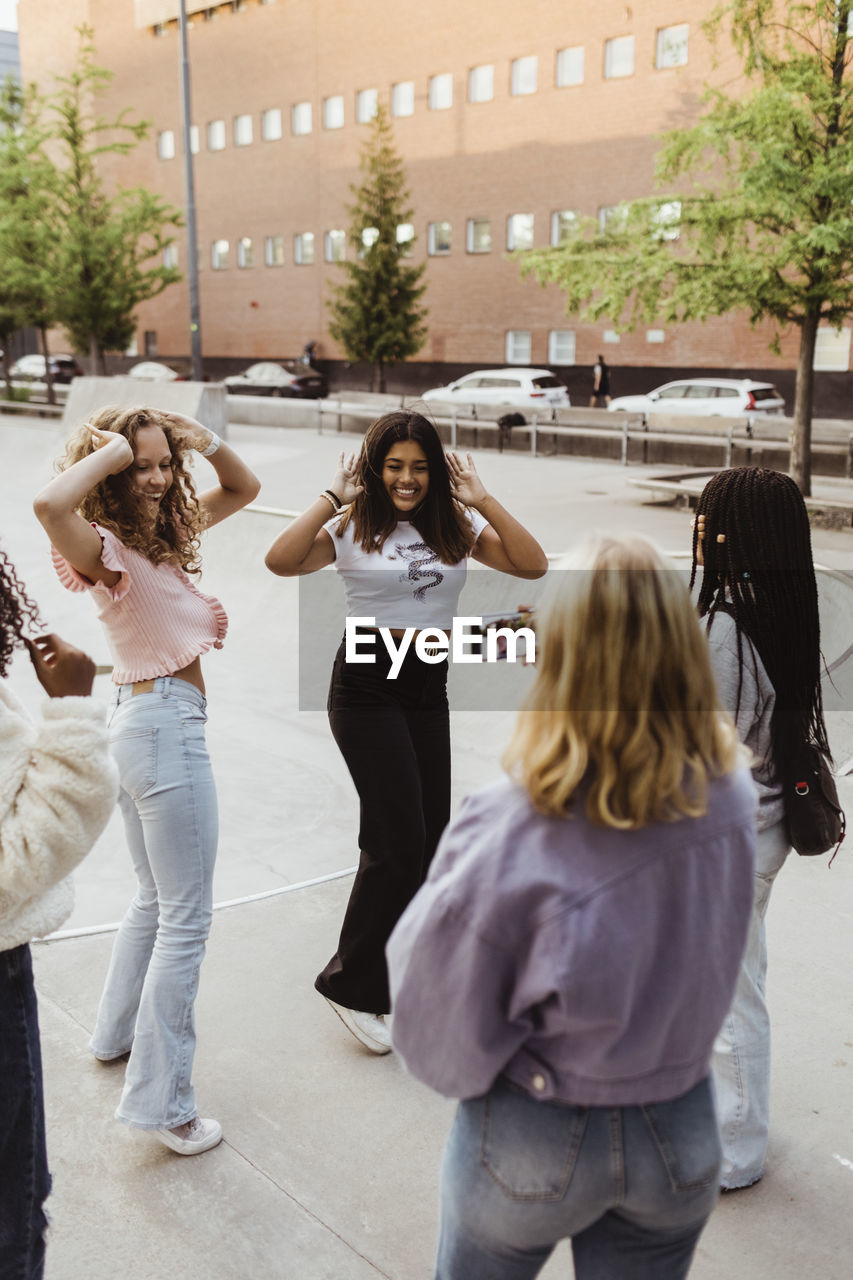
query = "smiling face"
xmin=130 ymin=424 xmax=174 ymax=508
xmin=381 ymin=439 xmax=429 ymax=514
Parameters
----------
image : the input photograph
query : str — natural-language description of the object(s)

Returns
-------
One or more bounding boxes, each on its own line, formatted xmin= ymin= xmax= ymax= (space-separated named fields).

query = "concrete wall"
xmin=62 ymin=378 xmax=229 ymax=435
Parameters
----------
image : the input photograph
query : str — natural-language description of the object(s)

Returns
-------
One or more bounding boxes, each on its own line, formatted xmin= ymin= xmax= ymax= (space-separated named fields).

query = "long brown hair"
xmin=57 ymin=406 xmax=206 ymax=573
xmin=504 ymin=535 xmax=742 ymax=828
xmin=0 ymin=548 xmax=43 ymax=677
xmin=336 ymin=411 xmax=475 ymax=563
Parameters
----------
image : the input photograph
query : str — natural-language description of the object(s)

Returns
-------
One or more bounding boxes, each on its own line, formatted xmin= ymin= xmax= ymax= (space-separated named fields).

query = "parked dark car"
xmin=10 ymin=353 xmax=85 ymax=384
xmin=223 ymin=361 xmax=328 ymax=398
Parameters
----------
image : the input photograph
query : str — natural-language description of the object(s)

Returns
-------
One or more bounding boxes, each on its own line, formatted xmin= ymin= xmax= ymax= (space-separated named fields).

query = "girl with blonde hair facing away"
xmin=34 ymin=406 xmax=260 ymax=1156
xmin=388 ymin=535 xmax=758 ymax=1280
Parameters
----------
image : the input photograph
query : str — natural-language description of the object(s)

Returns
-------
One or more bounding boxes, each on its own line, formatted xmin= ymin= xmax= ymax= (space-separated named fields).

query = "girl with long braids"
xmin=265 ymin=410 xmax=547 ymax=1054
xmin=690 ymin=466 xmax=830 ymax=1190
xmin=34 ymin=406 xmax=259 ymax=1156
xmin=0 ymin=549 xmax=116 ymax=1277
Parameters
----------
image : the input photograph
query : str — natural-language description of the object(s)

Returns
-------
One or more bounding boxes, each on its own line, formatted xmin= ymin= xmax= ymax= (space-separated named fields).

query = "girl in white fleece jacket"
xmin=0 ymin=548 xmax=117 ymax=1280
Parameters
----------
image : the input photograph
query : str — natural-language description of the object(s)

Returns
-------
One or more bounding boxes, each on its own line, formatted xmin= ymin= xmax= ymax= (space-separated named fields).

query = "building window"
xmin=813 ymin=326 xmax=852 ymax=371
xmin=510 ymin=56 xmax=538 ymax=96
xmin=604 ymin=36 xmax=635 ymax=79
xmin=207 ymin=119 xmax=226 ymax=151
xmin=356 ymin=89 xmax=378 ymax=123
xmin=652 ymin=200 xmax=681 ymax=241
xmin=468 ymin=64 xmax=494 ymax=103
xmin=237 ymin=237 xmax=254 ymax=268
xmin=555 ymin=46 xmax=584 ymax=87
xmin=323 ymin=95 xmax=345 ymax=129
xmin=392 ymin=81 xmax=415 ymax=117
xmin=507 ymin=213 xmax=534 ymax=251
xmin=144 ymin=330 xmax=158 ymax=356
xmin=646 ymin=329 xmax=666 ymax=344
xmin=428 ymin=73 xmax=453 ymax=111
xmin=506 ymin=330 xmax=531 ymax=364
xmin=551 ymin=210 xmax=578 ymax=245
xmin=548 ymin=330 xmax=576 ymax=364
xmin=467 ymin=218 xmax=491 ymax=253
xmin=428 ymin=221 xmax=451 ymax=255
xmin=265 ymin=235 xmax=284 ymax=266
xmin=598 ymin=204 xmax=628 ymax=234
xmin=234 ymin=114 xmax=253 ymax=146
xmin=360 ymin=227 xmax=379 ymax=256
xmin=603 ymin=329 xmax=621 ymax=344
xmin=396 ymin=223 xmax=415 ymax=257
xmin=325 ymin=230 xmax=346 ymax=262
xmin=261 ymin=108 xmax=282 ymax=141
xmin=157 ymin=130 xmax=175 ymax=160
xmin=656 ymin=24 xmax=689 ymax=69
xmin=294 ymin=232 xmax=315 ymax=264
xmin=163 ymin=244 xmax=179 ymax=269
xmin=292 ymin=102 xmax=312 ymax=135
xmin=188 ymin=124 xmax=199 ymax=154
xmin=211 ymin=239 xmax=229 ymax=269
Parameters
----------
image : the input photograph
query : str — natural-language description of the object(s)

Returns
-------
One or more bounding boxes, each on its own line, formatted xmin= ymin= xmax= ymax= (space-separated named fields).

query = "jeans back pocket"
xmin=481 ymin=1080 xmax=588 ymax=1202
xmin=641 ymin=1077 xmax=721 ymax=1192
xmin=110 ymin=727 xmax=159 ymax=801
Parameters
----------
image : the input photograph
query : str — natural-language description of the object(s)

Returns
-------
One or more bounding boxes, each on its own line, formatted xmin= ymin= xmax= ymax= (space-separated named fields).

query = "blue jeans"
xmin=711 ymin=819 xmax=790 ymax=1188
xmin=436 ymin=1076 xmax=721 ymax=1280
xmin=0 ymin=944 xmax=50 ymax=1280
xmin=90 ymin=678 xmax=218 ymax=1129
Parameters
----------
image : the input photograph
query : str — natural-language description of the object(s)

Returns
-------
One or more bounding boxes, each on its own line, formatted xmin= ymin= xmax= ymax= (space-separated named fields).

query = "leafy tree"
xmin=0 ymin=77 xmax=59 ymax=400
xmin=518 ymin=0 xmax=853 ymax=494
xmin=45 ymin=29 xmax=183 ymax=373
xmin=327 ymin=103 xmax=427 ymax=392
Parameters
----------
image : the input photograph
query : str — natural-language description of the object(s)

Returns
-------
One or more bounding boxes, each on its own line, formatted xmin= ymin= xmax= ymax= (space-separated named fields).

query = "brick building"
xmin=16 ymin=1 xmax=852 ymax=407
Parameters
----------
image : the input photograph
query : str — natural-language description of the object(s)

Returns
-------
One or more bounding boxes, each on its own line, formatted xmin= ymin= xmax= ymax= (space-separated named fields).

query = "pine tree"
xmin=327 ymin=103 xmax=428 ymax=392
xmin=45 ymin=29 xmax=183 ymax=373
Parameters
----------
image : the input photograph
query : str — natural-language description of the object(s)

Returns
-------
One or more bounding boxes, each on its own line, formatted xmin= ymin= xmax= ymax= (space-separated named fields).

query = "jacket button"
xmin=531 ymin=1073 xmax=546 ymax=1093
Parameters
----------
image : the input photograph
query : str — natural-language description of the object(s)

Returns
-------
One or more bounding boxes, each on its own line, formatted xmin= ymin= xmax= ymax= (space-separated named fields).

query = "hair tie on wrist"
xmin=201 ymin=432 xmax=221 ymax=457
xmin=324 ymin=489 xmax=343 ymax=509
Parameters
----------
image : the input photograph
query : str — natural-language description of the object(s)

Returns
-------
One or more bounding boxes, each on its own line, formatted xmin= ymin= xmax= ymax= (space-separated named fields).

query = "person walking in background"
xmin=690 ymin=467 xmax=830 ymax=1190
xmin=0 ymin=548 xmax=117 ymax=1279
xmin=265 ymin=410 xmax=547 ymax=1055
xmin=589 ymin=354 xmax=611 ymax=406
xmin=33 ymin=406 xmax=260 ymax=1156
xmin=388 ymin=534 xmax=757 ymax=1280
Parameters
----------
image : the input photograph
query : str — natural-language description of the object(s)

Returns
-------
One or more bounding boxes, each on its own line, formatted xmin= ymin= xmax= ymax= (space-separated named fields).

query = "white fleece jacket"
xmin=0 ymin=680 xmax=118 ymax=951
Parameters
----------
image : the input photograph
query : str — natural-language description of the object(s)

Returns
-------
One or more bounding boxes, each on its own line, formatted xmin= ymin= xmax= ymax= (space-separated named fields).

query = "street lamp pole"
xmin=178 ymin=1 xmax=203 ymax=382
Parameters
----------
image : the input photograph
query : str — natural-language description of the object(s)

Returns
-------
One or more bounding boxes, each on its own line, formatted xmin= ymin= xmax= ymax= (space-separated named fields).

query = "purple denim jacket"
xmin=387 ymin=768 xmax=757 ymax=1106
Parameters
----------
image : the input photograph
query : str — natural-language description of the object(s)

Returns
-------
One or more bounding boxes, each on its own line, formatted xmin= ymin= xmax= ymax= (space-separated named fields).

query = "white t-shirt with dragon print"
xmin=324 ymin=511 xmax=488 ymax=629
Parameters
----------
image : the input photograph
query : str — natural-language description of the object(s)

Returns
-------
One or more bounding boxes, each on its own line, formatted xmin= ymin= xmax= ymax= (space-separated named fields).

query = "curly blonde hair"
xmin=57 ymin=406 xmax=206 ymax=574
xmin=503 ymin=534 xmax=742 ymax=828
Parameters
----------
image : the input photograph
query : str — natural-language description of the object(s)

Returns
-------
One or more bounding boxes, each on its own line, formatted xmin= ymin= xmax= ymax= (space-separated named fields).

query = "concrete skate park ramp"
xmin=62 ymin=376 xmax=228 ymax=435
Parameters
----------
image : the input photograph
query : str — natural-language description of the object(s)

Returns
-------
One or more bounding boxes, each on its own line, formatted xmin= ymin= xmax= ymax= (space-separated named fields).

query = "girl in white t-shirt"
xmin=265 ymin=410 xmax=547 ymax=1053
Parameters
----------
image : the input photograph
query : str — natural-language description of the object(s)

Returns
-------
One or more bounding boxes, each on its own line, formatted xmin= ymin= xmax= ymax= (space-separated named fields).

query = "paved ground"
xmin=1 ymin=414 xmax=852 ymax=1279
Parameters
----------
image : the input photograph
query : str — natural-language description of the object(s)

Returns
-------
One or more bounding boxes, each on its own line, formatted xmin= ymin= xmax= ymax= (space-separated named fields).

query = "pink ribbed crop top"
xmin=52 ymin=524 xmax=228 ymax=684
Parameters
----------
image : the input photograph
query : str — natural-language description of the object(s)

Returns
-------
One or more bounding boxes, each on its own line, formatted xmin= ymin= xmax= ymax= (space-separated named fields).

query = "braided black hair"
xmin=0 ymin=548 xmax=43 ymax=678
xmin=689 ymin=467 xmax=829 ymax=777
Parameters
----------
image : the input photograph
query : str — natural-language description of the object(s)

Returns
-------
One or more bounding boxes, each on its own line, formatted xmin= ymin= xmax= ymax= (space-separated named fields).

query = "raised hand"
xmin=447 ymin=451 xmax=488 ymax=508
xmin=86 ymin=424 xmax=134 ymax=474
xmin=26 ymin=634 xmax=97 ymax=698
xmin=330 ymin=451 xmax=364 ymax=505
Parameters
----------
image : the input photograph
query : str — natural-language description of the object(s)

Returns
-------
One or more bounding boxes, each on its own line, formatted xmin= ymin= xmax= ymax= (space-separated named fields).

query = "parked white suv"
xmin=421 ymin=368 xmax=570 ymax=410
xmin=608 ymin=378 xmax=785 ymax=417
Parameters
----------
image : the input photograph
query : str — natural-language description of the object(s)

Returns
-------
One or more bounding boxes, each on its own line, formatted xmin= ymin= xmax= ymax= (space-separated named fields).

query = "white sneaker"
xmin=324 ymin=998 xmax=392 ymax=1055
xmin=154 ymin=1116 xmax=223 ymax=1156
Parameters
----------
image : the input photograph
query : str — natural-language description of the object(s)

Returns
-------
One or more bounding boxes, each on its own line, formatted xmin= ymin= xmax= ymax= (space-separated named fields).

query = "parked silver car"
xmin=608 ymin=378 xmax=785 ymax=417
xmin=421 ymin=368 xmax=570 ymax=410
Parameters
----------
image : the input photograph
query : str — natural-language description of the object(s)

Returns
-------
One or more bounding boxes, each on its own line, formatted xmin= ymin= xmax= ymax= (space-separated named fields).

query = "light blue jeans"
xmin=435 ymin=1076 xmax=721 ymax=1280
xmin=90 ymin=677 xmax=218 ymax=1130
xmin=711 ymin=819 xmax=790 ymax=1188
